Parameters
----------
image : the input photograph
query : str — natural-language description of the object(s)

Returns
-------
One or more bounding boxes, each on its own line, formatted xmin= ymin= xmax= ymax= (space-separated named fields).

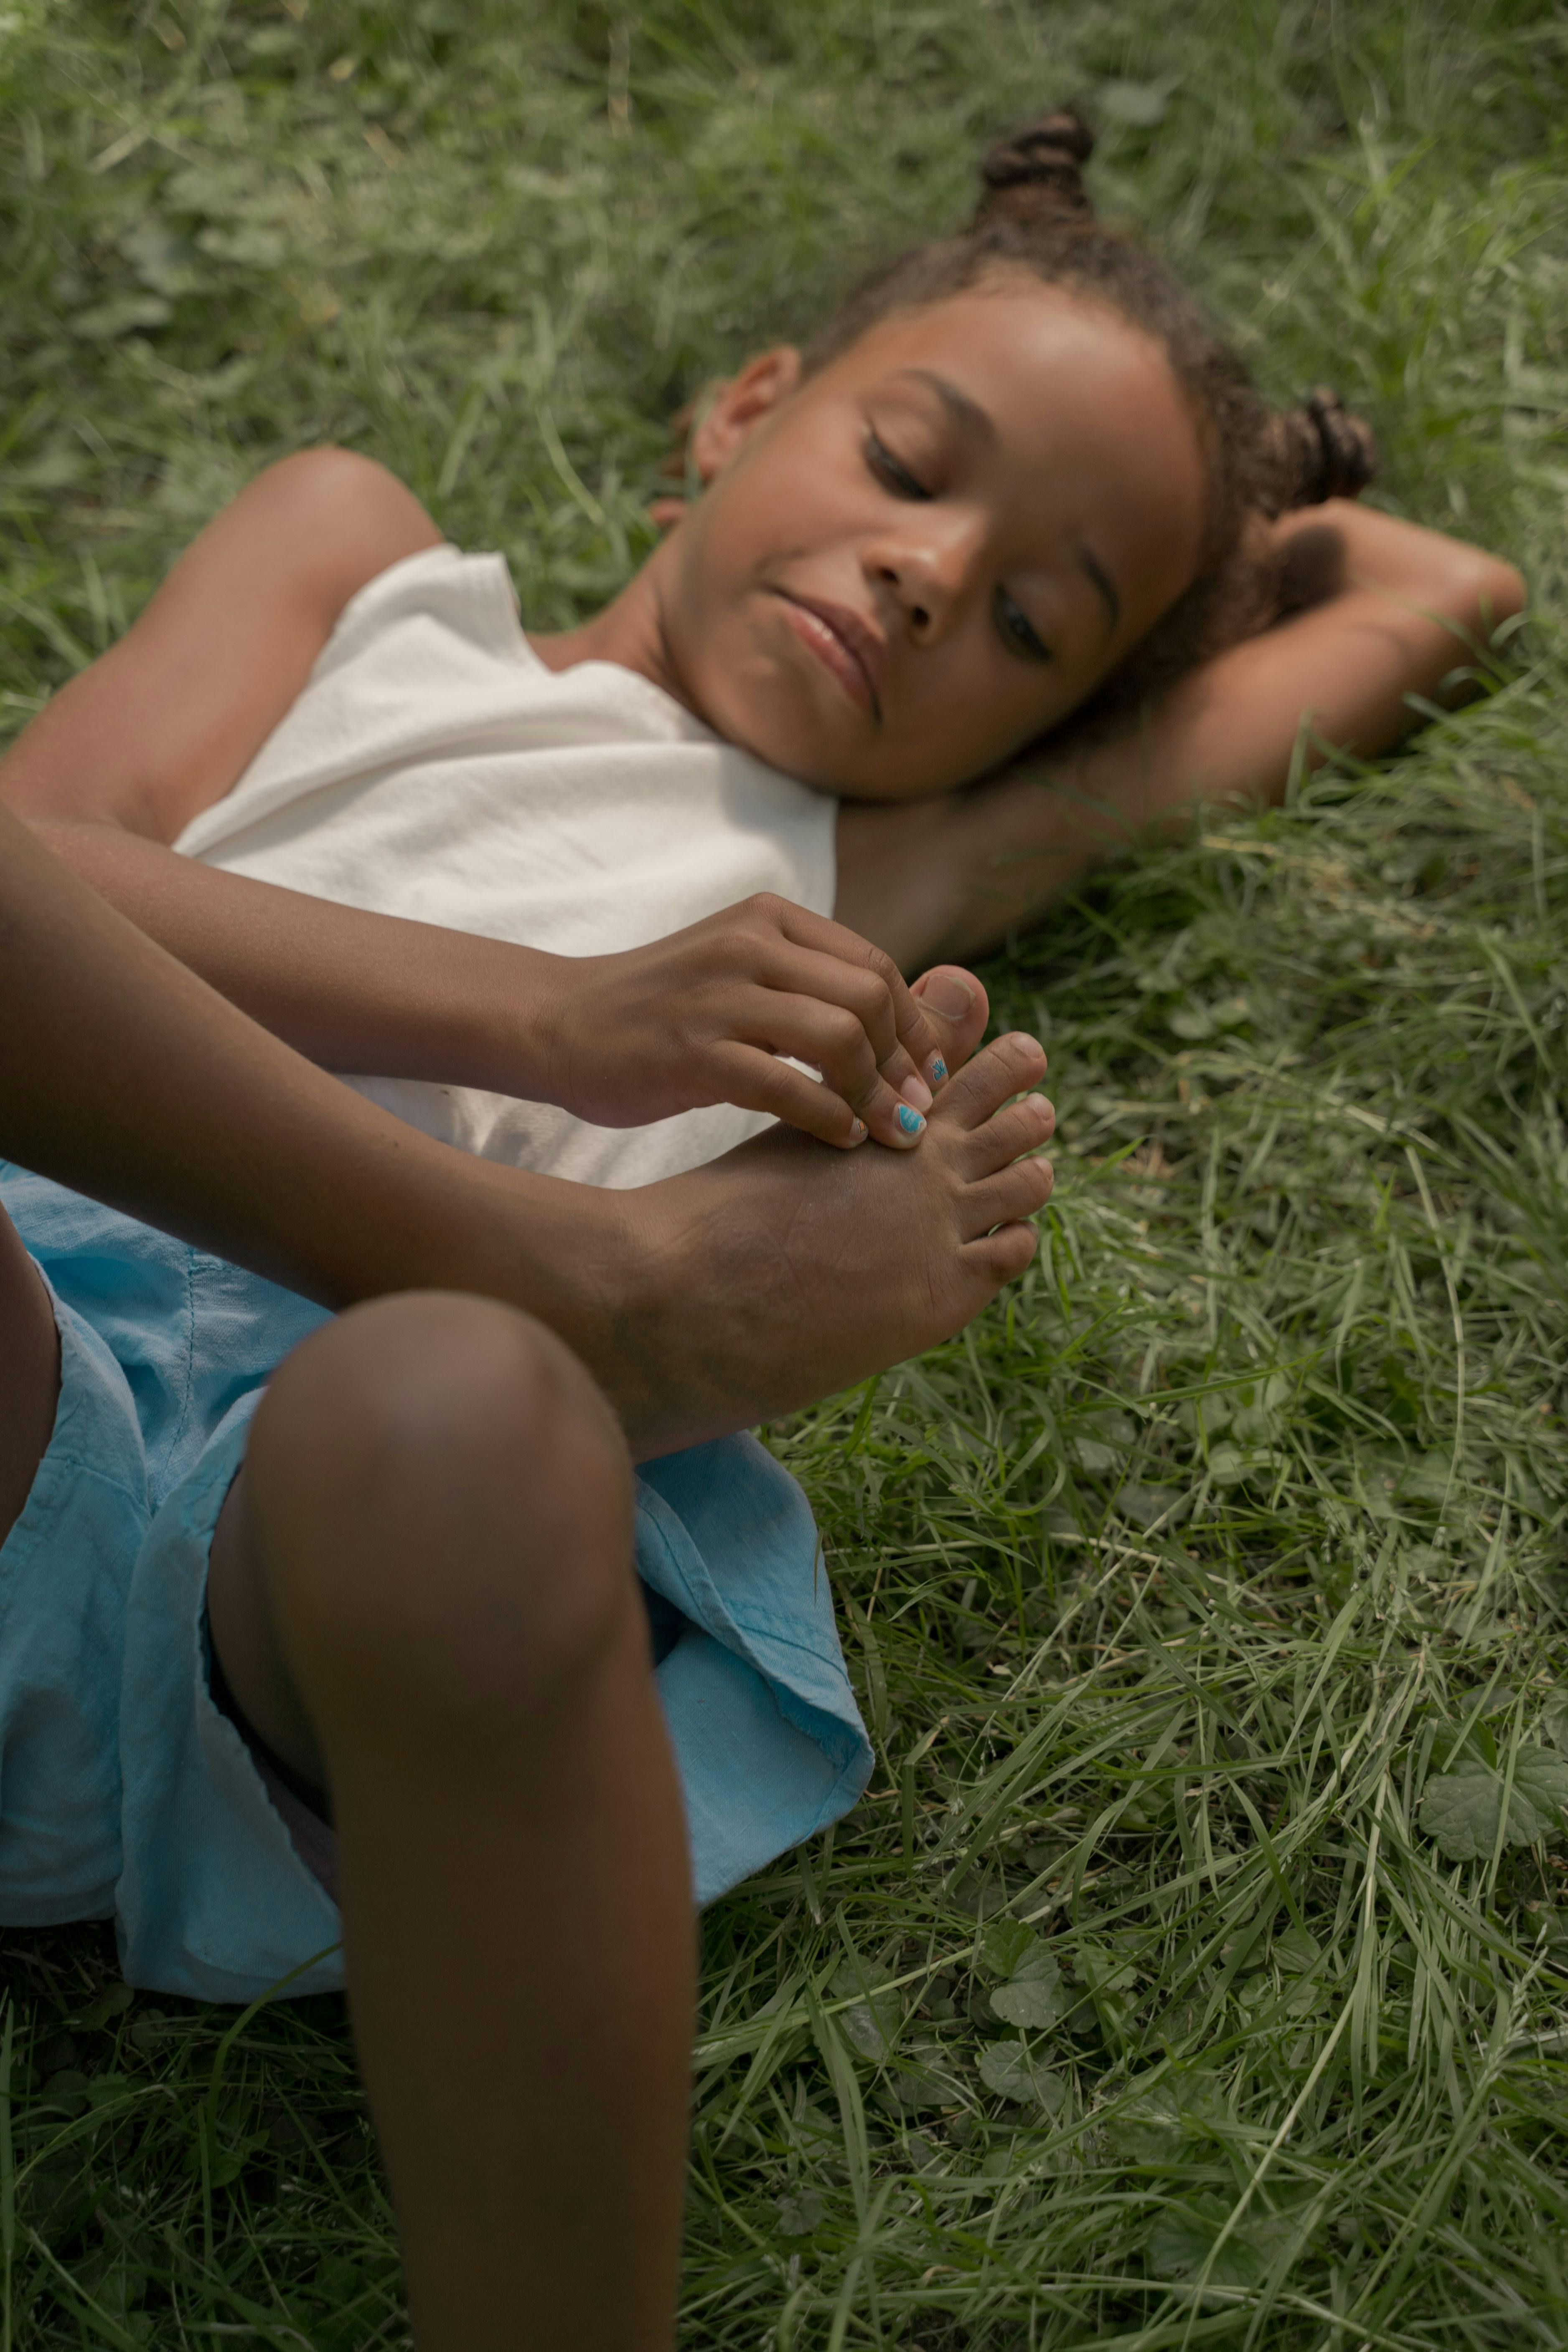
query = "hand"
xmin=537 ymin=894 xmax=989 ymax=1149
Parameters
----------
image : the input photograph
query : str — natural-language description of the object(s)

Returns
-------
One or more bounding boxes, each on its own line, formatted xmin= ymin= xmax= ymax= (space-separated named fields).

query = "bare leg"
xmin=0 ymin=1201 xmax=59 ymax=1546
xmin=208 ymin=1294 xmax=693 ymax=2351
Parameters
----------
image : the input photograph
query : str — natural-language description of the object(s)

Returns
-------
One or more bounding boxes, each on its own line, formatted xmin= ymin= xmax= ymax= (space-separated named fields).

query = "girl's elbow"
xmin=1451 ymin=551 xmax=1526 ymax=642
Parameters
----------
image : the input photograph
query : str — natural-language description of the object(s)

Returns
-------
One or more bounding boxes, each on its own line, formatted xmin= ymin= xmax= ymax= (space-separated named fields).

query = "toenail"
xmin=896 ymin=1103 xmax=925 ymax=1136
xmin=927 ymin=1055 xmax=948 ymax=1085
xmin=900 ymin=1074 xmax=933 ymax=1113
xmin=850 ymin=1118 xmax=867 ymax=1142
xmin=922 ymin=972 xmax=975 ymax=1019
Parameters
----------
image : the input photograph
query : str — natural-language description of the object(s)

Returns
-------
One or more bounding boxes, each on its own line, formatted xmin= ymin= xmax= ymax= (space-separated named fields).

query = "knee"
xmin=247 ymin=1294 xmax=636 ymax=1737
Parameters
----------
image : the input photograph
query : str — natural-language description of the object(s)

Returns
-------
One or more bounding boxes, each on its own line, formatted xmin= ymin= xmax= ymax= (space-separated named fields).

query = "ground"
xmin=3 ymin=1 xmax=1568 ymax=2344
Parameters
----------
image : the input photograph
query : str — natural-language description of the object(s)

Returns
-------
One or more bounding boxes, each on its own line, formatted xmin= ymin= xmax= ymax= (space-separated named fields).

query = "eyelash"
xmin=865 ymin=429 xmax=930 ymax=501
xmin=866 ymin=428 xmax=1052 ymax=665
xmin=996 ymin=588 xmax=1050 ymax=665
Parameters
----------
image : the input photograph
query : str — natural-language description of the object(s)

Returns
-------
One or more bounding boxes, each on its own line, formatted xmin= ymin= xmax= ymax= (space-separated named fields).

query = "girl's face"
xmin=656 ymin=277 xmax=1207 ymax=801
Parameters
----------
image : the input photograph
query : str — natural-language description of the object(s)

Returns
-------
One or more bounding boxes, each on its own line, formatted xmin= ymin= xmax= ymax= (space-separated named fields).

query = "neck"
xmin=526 ymin=535 xmax=696 ymax=713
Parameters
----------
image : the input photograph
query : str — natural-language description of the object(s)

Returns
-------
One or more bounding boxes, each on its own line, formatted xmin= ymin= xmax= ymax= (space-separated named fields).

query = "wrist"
xmin=432 ymin=935 xmax=574 ymax=1102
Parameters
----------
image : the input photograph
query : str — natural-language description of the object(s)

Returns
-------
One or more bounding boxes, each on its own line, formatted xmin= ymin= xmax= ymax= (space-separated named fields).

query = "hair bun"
xmin=1269 ymin=386 xmax=1379 ymax=511
xmin=976 ymin=109 xmax=1096 ymax=226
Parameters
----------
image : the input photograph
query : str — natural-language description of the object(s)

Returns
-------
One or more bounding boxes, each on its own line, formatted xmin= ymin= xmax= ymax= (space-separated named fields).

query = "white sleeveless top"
xmin=175 ymin=546 xmax=839 ymax=1188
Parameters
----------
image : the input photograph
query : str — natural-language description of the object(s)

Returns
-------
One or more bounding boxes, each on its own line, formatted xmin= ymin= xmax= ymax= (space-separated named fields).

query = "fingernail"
xmin=922 ymin=971 xmax=975 ymax=1020
xmin=927 ymin=1054 xmax=948 ymax=1086
xmin=900 ymin=1074 xmax=933 ymax=1114
xmin=896 ymin=1103 xmax=926 ymax=1138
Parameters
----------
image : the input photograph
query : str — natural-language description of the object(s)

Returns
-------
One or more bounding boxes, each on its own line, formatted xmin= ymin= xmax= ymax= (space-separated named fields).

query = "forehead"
xmin=820 ymin=276 xmax=1205 ymax=544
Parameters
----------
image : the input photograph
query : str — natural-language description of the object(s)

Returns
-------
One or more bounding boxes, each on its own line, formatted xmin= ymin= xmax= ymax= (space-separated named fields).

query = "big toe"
xmin=935 ymin=1029 xmax=1048 ymax=1128
xmin=910 ymin=965 xmax=990 ymax=1083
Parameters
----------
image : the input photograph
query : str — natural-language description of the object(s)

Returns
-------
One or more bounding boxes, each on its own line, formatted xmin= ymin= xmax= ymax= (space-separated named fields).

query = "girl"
xmin=0 ymin=110 xmax=1523 ymax=2349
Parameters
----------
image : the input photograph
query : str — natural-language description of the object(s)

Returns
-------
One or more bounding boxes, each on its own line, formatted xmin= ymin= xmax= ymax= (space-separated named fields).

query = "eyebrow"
xmin=1077 ymin=541 xmax=1121 ymax=638
xmin=898 ymin=367 xmax=998 ymax=447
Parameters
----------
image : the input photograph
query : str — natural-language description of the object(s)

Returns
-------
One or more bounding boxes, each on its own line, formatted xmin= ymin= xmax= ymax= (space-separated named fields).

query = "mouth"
xmin=773 ymin=592 xmax=885 ymax=722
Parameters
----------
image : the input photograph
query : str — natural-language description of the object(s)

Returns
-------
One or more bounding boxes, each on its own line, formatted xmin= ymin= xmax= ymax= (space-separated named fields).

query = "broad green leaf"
xmin=1542 ymin=1689 xmax=1568 ymax=1756
xmin=1273 ymin=1924 xmax=1322 ymax=1974
xmin=1074 ymin=1437 xmax=1122 ymax=1474
xmin=881 ymin=2040 xmax=966 ymax=2112
xmin=991 ymin=1974 xmax=1065 ymax=2030
xmin=1101 ymin=2082 xmax=1184 ymax=2164
xmin=1517 ymin=1747 xmax=1568 ymax=1829
xmin=977 ymin=2040 xmax=1068 ymax=2111
xmin=1208 ymin=1441 xmax=1273 ymax=1487
xmin=980 ymin=1919 xmax=1036 ymax=1978
xmin=991 ymin=1943 xmax=1065 ymax=2030
xmin=775 ymin=2189 xmax=824 ymax=2237
xmin=1118 ymin=1480 xmax=1187 ymax=1529
xmin=830 ymin=1957 xmax=899 ymax=2061
xmin=1104 ymin=2069 xmax=1226 ymax=2163
xmin=1074 ymin=1943 xmax=1137 ymax=1994
xmin=1146 ymin=2204 xmax=1297 ymax=2290
xmin=1418 ymin=1747 xmax=1568 ymax=1860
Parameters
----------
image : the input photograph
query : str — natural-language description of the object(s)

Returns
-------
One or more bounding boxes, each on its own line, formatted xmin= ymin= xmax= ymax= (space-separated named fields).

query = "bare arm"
xmin=835 ymin=503 xmax=1528 ymax=970
xmin=0 ymin=800 xmax=628 ymax=1369
xmin=0 ymin=448 xmax=560 ymax=1092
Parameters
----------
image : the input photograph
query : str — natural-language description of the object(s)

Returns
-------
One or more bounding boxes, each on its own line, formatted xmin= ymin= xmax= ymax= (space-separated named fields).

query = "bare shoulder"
xmin=0 ymin=450 xmax=445 ymax=842
xmin=193 ymin=448 xmax=445 ymax=628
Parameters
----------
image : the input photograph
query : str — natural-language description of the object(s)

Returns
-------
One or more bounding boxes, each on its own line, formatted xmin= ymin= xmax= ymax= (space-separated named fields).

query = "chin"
xmin=701 ymin=679 xmax=854 ymax=796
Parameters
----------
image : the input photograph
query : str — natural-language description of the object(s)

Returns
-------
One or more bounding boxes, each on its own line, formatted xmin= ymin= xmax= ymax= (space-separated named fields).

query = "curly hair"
xmin=664 ymin=108 xmax=1377 ymax=726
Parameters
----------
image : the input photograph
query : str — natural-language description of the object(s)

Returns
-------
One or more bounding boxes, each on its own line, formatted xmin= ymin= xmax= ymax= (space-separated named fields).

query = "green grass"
xmin=4 ymin=0 xmax=1568 ymax=2342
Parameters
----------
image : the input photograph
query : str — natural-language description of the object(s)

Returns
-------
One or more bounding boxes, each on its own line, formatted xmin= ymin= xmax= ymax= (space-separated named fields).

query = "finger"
xmin=706 ymin=1041 xmax=867 ymax=1150
xmin=767 ymin=901 xmax=948 ymax=1090
xmin=748 ymin=993 xmax=928 ymax=1151
xmin=761 ymin=945 xmax=931 ymax=1111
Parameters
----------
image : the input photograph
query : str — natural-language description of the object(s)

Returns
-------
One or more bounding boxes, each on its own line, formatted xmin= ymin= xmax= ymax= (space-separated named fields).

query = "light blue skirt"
xmin=0 ymin=1166 xmax=871 ymax=2005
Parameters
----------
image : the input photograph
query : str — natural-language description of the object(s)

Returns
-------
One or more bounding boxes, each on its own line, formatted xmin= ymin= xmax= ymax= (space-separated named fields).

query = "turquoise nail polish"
xmin=897 ymin=1102 xmax=925 ymax=1136
xmin=930 ymin=1056 xmax=948 ymax=1084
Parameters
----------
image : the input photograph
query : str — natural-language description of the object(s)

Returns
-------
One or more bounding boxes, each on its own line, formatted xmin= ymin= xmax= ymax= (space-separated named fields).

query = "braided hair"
xmin=665 ymin=109 xmax=1378 ymax=722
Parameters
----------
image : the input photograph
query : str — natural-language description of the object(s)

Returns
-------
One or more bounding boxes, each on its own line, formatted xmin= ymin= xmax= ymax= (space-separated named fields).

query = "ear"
xmin=689 ymin=348 xmax=804 ymax=483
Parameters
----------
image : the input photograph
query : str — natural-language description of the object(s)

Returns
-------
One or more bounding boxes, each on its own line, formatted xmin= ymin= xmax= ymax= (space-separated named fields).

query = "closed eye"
xmin=865 ymin=429 xmax=931 ymax=502
xmin=995 ymin=586 xmax=1050 ymax=664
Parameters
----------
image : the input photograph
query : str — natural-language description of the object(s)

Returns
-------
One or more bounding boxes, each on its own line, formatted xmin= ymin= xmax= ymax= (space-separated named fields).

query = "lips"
xmin=775 ymin=592 xmax=886 ymax=720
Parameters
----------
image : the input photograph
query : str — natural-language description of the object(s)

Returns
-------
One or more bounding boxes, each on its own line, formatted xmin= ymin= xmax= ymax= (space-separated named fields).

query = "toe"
xmin=910 ymin=966 xmax=990 ymax=1085
xmin=961 ymin=1156 xmax=1055 ymax=1237
xmin=932 ymin=1030 xmax=1048 ymax=1129
xmin=966 ymin=1220 xmax=1039 ymax=1287
xmin=963 ymin=1091 xmax=1055 ymax=1176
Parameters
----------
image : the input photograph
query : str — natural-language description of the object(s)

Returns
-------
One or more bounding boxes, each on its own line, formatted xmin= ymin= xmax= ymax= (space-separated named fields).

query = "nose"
xmin=866 ymin=512 xmax=987 ymax=643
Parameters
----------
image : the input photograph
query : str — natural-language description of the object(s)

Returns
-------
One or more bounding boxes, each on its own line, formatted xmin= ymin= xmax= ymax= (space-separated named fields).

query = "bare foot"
xmin=609 ymin=1029 xmax=1052 ymax=1456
